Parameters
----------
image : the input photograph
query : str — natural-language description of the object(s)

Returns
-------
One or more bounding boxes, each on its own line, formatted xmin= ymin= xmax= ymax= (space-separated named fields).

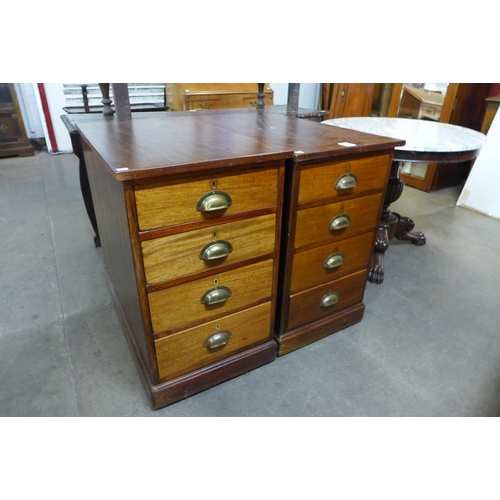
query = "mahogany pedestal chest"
xmin=77 ymin=108 xmax=402 ymax=409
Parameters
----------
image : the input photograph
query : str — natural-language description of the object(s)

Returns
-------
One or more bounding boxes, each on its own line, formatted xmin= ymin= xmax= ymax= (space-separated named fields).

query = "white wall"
xmin=457 ymin=111 xmax=500 ymax=220
xmin=33 ymin=83 xmax=73 ymax=153
xmin=270 ymin=83 xmax=320 ymax=109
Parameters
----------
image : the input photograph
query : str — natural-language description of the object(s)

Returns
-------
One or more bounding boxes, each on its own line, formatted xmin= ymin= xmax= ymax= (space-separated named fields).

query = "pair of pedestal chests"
xmin=78 ymin=107 xmax=402 ymax=409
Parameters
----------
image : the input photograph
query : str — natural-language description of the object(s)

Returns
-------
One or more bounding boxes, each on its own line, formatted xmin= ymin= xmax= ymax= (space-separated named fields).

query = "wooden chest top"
xmin=76 ymin=108 xmax=404 ymax=181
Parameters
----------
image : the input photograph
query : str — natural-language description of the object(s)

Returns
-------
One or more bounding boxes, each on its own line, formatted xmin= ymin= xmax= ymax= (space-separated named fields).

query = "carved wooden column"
xmin=98 ymin=83 xmax=114 ymax=115
xmin=369 ymin=160 xmax=426 ymax=284
xmin=112 ymin=83 xmax=132 ymax=120
xmin=98 ymin=83 xmax=132 ymax=120
xmin=256 ymin=83 xmax=265 ymax=107
xmin=287 ymin=83 xmax=300 ymax=116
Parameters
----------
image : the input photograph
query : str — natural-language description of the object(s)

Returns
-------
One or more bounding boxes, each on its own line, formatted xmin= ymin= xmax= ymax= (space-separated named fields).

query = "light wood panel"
xmin=298 ymin=154 xmax=391 ymax=204
xmin=149 ymin=259 xmax=274 ymax=333
xmin=155 ymin=302 xmax=272 ymax=380
xmin=168 ymin=83 xmax=274 ymax=111
xmin=142 ymin=213 xmax=277 ymax=285
xmin=294 ymin=194 xmax=382 ymax=249
xmin=135 ymin=167 xmax=279 ymax=231
xmin=290 ymin=231 xmax=373 ymax=292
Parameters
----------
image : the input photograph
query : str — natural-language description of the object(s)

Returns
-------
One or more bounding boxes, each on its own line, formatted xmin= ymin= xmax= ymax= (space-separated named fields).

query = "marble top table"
xmin=321 ymin=117 xmax=487 ymax=284
xmin=322 ymin=117 xmax=487 ymax=164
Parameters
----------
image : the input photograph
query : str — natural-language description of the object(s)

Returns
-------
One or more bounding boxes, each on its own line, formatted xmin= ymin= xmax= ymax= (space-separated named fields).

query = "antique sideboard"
xmin=77 ymin=107 xmax=403 ymax=409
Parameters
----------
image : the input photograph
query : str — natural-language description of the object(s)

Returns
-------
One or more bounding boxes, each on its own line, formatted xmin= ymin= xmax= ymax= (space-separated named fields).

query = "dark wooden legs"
xmin=368 ymin=160 xmax=426 ymax=284
xmin=68 ymin=129 xmax=101 ymax=247
xmin=78 ymin=158 xmax=101 ymax=247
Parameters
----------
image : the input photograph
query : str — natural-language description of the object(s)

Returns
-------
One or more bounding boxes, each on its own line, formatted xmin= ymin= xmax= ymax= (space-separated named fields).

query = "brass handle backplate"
xmin=199 ymin=240 xmax=233 ymax=261
xmin=335 ymin=173 xmax=357 ymax=190
xmin=329 ymin=214 xmax=350 ymax=231
xmin=319 ymin=292 xmax=339 ymax=308
xmin=323 ymin=252 xmax=344 ymax=269
xmin=204 ymin=331 xmax=232 ymax=350
xmin=196 ymin=191 xmax=232 ymax=213
xmin=200 ymin=286 xmax=232 ymax=306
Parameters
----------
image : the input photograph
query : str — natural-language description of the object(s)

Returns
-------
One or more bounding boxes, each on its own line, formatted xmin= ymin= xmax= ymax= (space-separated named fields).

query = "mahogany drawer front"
xmin=155 ymin=302 xmax=272 ymax=380
xmin=290 ymin=231 xmax=374 ymax=292
xmin=294 ymin=193 xmax=382 ymax=249
xmin=298 ymin=154 xmax=391 ymax=204
xmin=134 ymin=168 xmax=279 ymax=231
xmin=287 ymin=270 xmax=367 ymax=331
xmin=142 ymin=213 xmax=276 ymax=285
xmin=149 ymin=259 xmax=274 ymax=333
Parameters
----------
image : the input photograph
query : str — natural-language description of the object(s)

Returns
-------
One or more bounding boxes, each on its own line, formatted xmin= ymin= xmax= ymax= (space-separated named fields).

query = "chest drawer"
xmin=294 ymin=193 xmax=382 ymax=249
xmin=298 ymin=154 xmax=391 ymax=204
xmin=185 ymin=97 xmax=221 ymax=111
xmin=155 ymin=302 xmax=272 ymax=380
xmin=142 ymin=213 xmax=276 ymax=285
xmin=290 ymin=231 xmax=374 ymax=293
xmin=148 ymin=259 xmax=274 ymax=333
xmin=135 ymin=167 xmax=279 ymax=231
xmin=287 ymin=270 xmax=367 ymax=331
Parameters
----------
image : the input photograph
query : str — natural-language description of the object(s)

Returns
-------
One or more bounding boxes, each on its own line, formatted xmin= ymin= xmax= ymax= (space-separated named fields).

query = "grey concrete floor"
xmin=1 ymin=151 xmax=500 ymax=417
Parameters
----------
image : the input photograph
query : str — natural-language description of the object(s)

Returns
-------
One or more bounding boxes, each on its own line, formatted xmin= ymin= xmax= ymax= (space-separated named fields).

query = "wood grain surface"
xmin=142 ymin=213 xmax=276 ymax=285
xmin=294 ymin=194 xmax=382 ymax=249
xmin=298 ymin=154 xmax=391 ymax=204
xmin=148 ymin=259 xmax=274 ymax=333
xmin=135 ymin=166 xmax=279 ymax=230
xmin=155 ymin=302 xmax=272 ymax=380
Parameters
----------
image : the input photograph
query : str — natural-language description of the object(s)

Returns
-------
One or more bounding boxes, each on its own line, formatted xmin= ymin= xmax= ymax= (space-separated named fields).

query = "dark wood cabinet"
xmin=0 ymin=83 xmax=34 ymax=158
xmin=274 ymin=151 xmax=393 ymax=354
xmin=322 ymin=83 xmax=376 ymax=118
xmin=481 ymin=95 xmax=500 ymax=135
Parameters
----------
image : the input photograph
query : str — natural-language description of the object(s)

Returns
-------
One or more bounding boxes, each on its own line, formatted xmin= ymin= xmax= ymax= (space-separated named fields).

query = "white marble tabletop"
xmin=322 ymin=117 xmax=486 ymax=157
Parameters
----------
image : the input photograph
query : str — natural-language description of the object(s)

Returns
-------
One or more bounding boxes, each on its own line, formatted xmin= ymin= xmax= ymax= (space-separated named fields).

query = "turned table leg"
xmin=368 ymin=160 xmax=426 ymax=284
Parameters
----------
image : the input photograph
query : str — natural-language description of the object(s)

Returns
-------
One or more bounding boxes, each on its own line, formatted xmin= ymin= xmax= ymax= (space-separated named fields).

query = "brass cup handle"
xmin=196 ymin=191 xmax=232 ymax=213
xmin=335 ymin=173 xmax=357 ymax=190
xmin=323 ymin=252 xmax=344 ymax=269
xmin=329 ymin=214 xmax=350 ymax=231
xmin=319 ymin=292 xmax=339 ymax=308
xmin=199 ymin=240 xmax=233 ymax=261
xmin=201 ymin=286 xmax=232 ymax=306
xmin=204 ymin=330 xmax=232 ymax=350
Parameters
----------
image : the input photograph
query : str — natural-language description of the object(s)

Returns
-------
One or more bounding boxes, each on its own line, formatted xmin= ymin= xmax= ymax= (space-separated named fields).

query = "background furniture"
xmin=63 ymin=103 xmax=167 ymax=114
xmin=481 ymin=95 xmax=500 ymax=135
xmin=323 ymin=117 xmax=487 ymax=284
xmin=0 ymin=83 xmax=34 ymax=158
xmin=322 ymin=83 xmax=493 ymax=192
xmin=396 ymin=83 xmax=491 ymax=191
xmin=397 ymin=85 xmax=444 ymax=121
xmin=167 ymin=83 xmax=274 ymax=111
xmin=269 ymin=105 xmax=329 ymax=122
xmin=77 ymin=108 xmax=401 ymax=408
xmin=322 ymin=83 xmax=376 ymax=118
